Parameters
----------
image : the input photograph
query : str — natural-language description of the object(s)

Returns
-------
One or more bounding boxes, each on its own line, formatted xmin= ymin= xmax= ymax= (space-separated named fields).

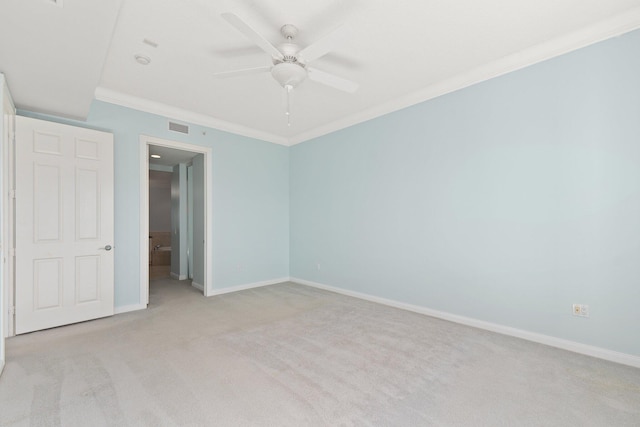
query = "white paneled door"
xmin=15 ymin=116 xmax=114 ymax=334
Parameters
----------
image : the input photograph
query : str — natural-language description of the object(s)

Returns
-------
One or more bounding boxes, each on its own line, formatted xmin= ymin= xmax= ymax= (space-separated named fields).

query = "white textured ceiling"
xmin=2 ymin=0 xmax=640 ymax=144
xmin=0 ymin=0 xmax=122 ymax=119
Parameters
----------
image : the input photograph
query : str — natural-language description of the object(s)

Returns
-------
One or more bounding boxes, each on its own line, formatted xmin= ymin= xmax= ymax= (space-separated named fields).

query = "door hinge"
xmin=10 ymin=248 xmax=15 ymax=257
xmin=8 ymin=306 xmax=15 ymax=316
xmin=9 ymin=189 xmax=15 ymax=199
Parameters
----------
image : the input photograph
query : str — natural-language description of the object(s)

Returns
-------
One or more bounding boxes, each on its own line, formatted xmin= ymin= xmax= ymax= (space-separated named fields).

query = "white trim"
xmin=97 ymin=11 xmax=640 ymax=147
xmin=114 ymin=303 xmax=147 ymax=315
xmin=139 ymin=141 xmax=149 ymax=306
xmin=170 ymin=272 xmax=188 ymax=281
xmin=291 ymin=277 xmax=640 ymax=369
xmin=140 ymin=135 xmax=214 ymax=303
xmin=208 ymin=277 xmax=290 ymax=296
xmin=288 ymin=8 xmax=640 ymax=145
xmin=95 ymin=87 xmax=289 ymax=146
xmin=1 ymin=74 xmax=16 ymax=343
xmin=191 ymin=281 xmax=204 ymax=291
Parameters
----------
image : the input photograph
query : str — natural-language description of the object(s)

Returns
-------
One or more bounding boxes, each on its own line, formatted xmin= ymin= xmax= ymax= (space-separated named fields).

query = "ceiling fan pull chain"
xmin=285 ymin=84 xmax=293 ymax=126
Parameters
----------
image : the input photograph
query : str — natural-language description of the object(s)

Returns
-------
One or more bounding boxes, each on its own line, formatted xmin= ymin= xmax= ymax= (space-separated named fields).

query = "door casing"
xmin=139 ymin=135 xmax=213 ymax=303
xmin=1 ymin=75 xmax=15 ymax=372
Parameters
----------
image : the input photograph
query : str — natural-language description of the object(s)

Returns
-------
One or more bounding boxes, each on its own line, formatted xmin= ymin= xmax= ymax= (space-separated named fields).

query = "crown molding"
xmin=288 ymin=7 xmax=640 ymax=145
xmin=93 ymin=86 xmax=290 ymax=146
xmin=96 ymin=8 xmax=640 ymax=148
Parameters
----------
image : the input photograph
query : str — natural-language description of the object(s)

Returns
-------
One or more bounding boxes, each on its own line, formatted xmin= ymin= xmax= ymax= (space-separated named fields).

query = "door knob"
xmin=104 ymin=245 xmax=112 ymax=251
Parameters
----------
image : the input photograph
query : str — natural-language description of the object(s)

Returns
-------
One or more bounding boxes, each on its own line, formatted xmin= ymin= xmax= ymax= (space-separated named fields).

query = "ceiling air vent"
xmin=168 ymin=121 xmax=189 ymax=134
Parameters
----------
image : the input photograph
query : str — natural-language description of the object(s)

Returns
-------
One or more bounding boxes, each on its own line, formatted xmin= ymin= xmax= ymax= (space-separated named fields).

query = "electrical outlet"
xmin=572 ymin=304 xmax=589 ymax=318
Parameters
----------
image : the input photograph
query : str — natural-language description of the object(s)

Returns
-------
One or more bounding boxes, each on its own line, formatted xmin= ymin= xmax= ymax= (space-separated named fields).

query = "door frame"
xmin=1 ymin=75 xmax=16 ymax=363
xmin=139 ymin=135 xmax=213 ymax=303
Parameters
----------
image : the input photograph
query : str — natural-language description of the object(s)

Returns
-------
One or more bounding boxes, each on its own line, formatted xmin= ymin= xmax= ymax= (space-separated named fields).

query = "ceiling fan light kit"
xmin=271 ymin=62 xmax=307 ymax=88
xmin=216 ymin=12 xmax=359 ymax=126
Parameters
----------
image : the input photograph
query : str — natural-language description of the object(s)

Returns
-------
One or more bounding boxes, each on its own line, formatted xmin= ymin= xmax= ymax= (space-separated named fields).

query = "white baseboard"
xmin=114 ymin=303 xmax=147 ymax=315
xmin=209 ymin=277 xmax=291 ymax=296
xmin=291 ymin=277 xmax=640 ymax=369
xmin=170 ymin=272 xmax=188 ymax=280
xmin=191 ymin=281 xmax=204 ymax=291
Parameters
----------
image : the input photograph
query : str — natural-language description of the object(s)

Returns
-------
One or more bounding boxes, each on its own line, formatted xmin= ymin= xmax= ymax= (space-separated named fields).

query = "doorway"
xmin=139 ymin=135 xmax=213 ymax=305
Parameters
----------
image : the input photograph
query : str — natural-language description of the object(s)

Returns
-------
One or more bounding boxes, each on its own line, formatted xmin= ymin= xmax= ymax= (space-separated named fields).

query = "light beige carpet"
xmin=1 ymin=279 xmax=639 ymax=426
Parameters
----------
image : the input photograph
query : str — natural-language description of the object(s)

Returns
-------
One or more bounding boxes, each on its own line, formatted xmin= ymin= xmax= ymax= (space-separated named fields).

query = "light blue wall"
xmin=290 ymin=30 xmax=640 ymax=356
xmin=19 ymin=101 xmax=290 ymax=308
xmin=192 ymin=154 xmax=205 ymax=287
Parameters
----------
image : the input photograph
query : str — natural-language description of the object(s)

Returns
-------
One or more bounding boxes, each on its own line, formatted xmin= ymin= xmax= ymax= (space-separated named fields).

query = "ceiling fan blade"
xmin=213 ymin=65 xmax=271 ymax=79
xmin=307 ymin=67 xmax=358 ymax=93
xmin=221 ymin=13 xmax=283 ymax=60
xmin=298 ymin=25 xmax=344 ymax=63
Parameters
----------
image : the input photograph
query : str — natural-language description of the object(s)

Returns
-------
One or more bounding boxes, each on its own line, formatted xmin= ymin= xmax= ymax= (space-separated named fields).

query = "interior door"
xmin=15 ymin=116 xmax=114 ymax=334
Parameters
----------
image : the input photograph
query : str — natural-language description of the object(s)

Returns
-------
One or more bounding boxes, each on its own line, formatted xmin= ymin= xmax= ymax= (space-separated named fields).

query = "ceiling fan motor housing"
xmin=278 ymin=42 xmax=300 ymax=62
xmin=271 ymin=62 xmax=307 ymax=88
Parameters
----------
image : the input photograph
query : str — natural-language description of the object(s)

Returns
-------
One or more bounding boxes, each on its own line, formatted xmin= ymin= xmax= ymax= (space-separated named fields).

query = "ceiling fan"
xmin=215 ymin=12 xmax=359 ymax=126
